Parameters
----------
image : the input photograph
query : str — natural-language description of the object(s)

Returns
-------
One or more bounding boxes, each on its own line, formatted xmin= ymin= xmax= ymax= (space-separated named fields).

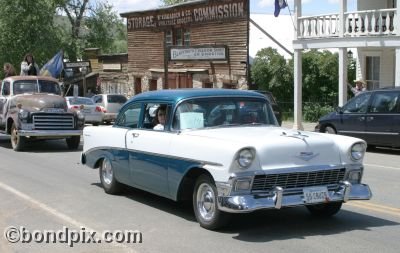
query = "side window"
xmin=2 ymin=81 xmax=10 ymax=96
xmin=343 ymin=93 xmax=371 ymax=113
xmin=93 ymin=95 xmax=102 ymax=103
xmin=369 ymin=92 xmax=400 ymax=113
xmin=115 ymin=103 xmax=141 ymax=128
xmin=142 ymin=103 xmax=171 ymax=130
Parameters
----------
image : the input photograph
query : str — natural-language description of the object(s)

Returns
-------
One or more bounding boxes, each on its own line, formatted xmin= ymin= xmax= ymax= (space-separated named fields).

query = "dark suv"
xmin=316 ymin=88 xmax=400 ymax=148
xmin=251 ymin=90 xmax=282 ymax=125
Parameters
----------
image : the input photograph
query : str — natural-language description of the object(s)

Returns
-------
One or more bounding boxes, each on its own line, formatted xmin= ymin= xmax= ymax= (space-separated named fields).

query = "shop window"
xmin=166 ymin=29 xmax=191 ymax=47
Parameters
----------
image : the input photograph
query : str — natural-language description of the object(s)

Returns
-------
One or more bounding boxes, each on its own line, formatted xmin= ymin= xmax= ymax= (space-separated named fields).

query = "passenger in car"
xmin=153 ymin=105 xmax=167 ymax=130
xmin=20 ymin=53 xmax=40 ymax=76
xmin=348 ymin=79 xmax=367 ymax=96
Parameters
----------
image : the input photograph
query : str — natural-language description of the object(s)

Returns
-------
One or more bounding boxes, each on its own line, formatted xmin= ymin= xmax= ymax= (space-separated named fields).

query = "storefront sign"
xmin=64 ymin=61 xmax=91 ymax=68
xmin=103 ymin=63 xmax=122 ymax=71
xmin=125 ymin=0 xmax=248 ymax=31
xmin=169 ymin=46 xmax=228 ymax=61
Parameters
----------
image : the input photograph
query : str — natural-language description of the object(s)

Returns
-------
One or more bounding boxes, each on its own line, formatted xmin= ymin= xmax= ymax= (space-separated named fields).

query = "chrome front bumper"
xmin=217 ymin=181 xmax=372 ymax=213
xmin=18 ymin=129 xmax=82 ymax=137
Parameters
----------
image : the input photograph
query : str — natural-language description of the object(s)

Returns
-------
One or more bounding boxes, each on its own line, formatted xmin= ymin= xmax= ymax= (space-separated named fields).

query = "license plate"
xmin=303 ymin=186 xmax=329 ymax=204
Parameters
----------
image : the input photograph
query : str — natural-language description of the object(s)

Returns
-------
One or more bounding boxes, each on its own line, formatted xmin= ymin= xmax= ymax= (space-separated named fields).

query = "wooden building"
xmin=120 ymin=0 xmax=250 ymax=93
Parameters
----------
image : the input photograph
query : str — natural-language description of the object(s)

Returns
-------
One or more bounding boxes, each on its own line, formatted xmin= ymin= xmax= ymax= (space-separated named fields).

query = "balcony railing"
xmin=297 ymin=8 xmax=397 ymax=39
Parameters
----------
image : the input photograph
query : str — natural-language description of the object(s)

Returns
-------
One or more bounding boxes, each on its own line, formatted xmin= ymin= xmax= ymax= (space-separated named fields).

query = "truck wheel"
xmin=193 ymin=174 xmax=230 ymax=230
xmin=99 ymin=157 xmax=122 ymax=194
xmin=66 ymin=136 xmax=80 ymax=149
xmin=306 ymin=202 xmax=342 ymax=217
xmin=11 ymin=123 xmax=25 ymax=151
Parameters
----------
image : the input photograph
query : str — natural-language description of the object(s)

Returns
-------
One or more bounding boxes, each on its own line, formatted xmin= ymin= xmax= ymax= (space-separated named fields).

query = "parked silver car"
xmin=65 ymin=96 xmax=103 ymax=126
xmin=92 ymin=94 xmax=127 ymax=124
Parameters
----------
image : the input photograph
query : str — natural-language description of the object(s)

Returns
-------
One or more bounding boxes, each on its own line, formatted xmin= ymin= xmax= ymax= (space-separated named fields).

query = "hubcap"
xmin=102 ymin=159 xmax=113 ymax=185
xmin=196 ymin=183 xmax=216 ymax=221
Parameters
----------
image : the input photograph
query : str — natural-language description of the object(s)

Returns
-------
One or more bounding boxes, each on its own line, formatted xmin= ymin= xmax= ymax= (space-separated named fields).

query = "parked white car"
xmin=65 ymin=96 xmax=103 ymax=126
xmin=91 ymin=94 xmax=127 ymax=124
xmin=81 ymin=89 xmax=372 ymax=230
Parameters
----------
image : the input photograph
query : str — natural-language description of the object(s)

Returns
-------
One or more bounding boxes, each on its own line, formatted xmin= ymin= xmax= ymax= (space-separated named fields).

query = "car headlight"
xmin=350 ymin=142 xmax=366 ymax=161
xmin=18 ymin=109 xmax=29 ymax=120
xmin=236 ymin=148 xmax=255 ymax=169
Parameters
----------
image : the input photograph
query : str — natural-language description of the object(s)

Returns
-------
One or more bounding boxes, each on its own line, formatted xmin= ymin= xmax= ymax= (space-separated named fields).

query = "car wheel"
xmin=193 ymin=174 xmax=230 ymax=230
xmin=11 ymin=123 xmax=26 ymax=151
xmin=66 ymin=136 xmax=80 ymax=149
xmin=99 ymin=157 xmax=122 ymax=194
xmin=306 ymin=202 xmax=342 ymax=217
xmin=322 ymin=125 xmax=337 ymax=134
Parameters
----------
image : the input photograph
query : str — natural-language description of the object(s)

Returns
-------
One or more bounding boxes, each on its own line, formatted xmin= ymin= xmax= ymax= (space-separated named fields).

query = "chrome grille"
xmin=252 ymin=168 xmax=346 ymax=193
xmin=32 ymin=114 xmax=75 ymax=130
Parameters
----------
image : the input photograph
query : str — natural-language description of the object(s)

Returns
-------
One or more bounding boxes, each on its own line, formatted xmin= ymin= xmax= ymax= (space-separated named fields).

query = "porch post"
xmin=339 ymin=48 xmax=348 ymax=106
xmin=293 ymin=0 xmax=303 ymax=130
xmin=293 ymin=49 xmax=303 ymax=130
xmin=396 ymin=48 xmax=400 ymax=87
xmin=339 ymin=0 xmax=347 ymax=37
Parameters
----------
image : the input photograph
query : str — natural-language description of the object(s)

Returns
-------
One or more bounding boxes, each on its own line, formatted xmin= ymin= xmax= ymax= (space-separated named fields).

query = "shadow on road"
xmin=0 ymin=135 xmax=82 ymax=153
xmin=91 ymin=182 xmax=196 ymax=222
xmin=367 ymin=146 xmax=400 ymax=155
xmin=91 ymin=182 xmax=398 ymax=239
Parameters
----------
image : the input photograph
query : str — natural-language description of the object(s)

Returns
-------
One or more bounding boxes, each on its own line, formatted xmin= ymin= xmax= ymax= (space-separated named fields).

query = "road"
xmin=0 ymin=134 xmax=399 ymax=253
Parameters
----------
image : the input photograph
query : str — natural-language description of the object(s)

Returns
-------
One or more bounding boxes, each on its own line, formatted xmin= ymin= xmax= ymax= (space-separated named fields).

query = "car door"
xmin=336 ymin=92 xmax=372 ymax=139
xmin=126 ymin=102 xmax=173 ymax=198
xmin=0 ymin=81 xmax=11 ymax=124
xmin=364 ymin=91 xmax=400 ymax=146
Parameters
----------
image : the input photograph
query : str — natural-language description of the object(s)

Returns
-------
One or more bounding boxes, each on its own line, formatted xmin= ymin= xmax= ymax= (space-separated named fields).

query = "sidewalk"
xmin=281 ymin=121 xmax=317 ymax=132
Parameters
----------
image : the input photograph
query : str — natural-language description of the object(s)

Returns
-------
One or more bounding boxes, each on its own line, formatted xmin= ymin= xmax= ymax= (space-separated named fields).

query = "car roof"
xmin=3 ymin=76 xmax=60 ymax=82
xmin=129 ymin=89 xmax=266 ymax=103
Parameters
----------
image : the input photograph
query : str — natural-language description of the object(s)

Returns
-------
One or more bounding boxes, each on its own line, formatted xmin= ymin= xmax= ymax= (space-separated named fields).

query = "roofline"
xmin=120 ymin=0 xmax=206 ymax=17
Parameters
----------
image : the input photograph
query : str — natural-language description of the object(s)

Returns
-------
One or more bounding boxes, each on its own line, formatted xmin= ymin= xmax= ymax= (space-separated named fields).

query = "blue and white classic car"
xmin=81 ymin=89 xmax=372 ymax=230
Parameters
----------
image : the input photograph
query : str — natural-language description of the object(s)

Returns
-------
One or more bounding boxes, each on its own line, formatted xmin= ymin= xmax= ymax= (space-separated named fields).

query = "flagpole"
xmin=249 ymin=18 xmax=293 ymax=57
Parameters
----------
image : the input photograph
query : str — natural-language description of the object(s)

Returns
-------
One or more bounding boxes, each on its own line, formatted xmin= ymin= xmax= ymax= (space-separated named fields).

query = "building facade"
xmin=292 ymin=0 xmax=400 ymax=129
xmin=120 ymin=0 xmax=250 ymax=93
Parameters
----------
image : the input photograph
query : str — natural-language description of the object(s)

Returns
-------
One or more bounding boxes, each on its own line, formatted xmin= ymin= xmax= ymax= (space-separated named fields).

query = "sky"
xmin=105 ymin=0 xmax=357 ymax=16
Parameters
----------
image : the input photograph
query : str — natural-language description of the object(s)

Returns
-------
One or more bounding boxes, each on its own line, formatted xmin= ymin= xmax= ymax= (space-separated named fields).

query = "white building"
xmin=292 ymin=0 xmax=399 ymax=129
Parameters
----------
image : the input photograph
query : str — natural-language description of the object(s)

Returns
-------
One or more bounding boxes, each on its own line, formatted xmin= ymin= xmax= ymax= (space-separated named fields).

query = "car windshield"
xmin=107 ymin=95 xmax=127 ymax=104
xmin=68 ymin=97 xmax=94 ymax=105
xmin=173 ymin=97 xmax=277 ymax=130
xmin=13 ymin=80 xmax=61 ymax=95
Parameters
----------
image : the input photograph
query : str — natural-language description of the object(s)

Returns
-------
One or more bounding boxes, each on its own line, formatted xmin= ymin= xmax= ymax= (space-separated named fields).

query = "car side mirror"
xmin=335 ymin=106 xmax=343 ymax=114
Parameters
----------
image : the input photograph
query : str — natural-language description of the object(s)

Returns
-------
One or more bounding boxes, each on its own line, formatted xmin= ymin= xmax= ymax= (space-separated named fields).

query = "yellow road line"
xmin=346 ymin=201 xmax=400 ymax=217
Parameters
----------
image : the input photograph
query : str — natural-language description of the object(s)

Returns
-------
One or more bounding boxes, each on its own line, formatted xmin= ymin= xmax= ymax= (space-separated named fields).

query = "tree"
xmin=0 ymin=0 xmax=62 ymax=77
xmin=162 ymin=0 xmax=188 ymax=5
xmin=55 ymin=0 xmax=126 ymax=60
xmin=251 ymin=47 xmax=293 ymax=104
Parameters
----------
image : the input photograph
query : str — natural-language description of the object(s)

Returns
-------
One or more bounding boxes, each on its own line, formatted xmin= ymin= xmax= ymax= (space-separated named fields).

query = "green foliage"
xmin=250 ymin=47 xmax=293 ymax=103
xmin=85 ymin=3 xmax=127 ymax=54
xmin=162 ymin=0 xmax=188 ymax=5
xmin=0 ymin=0 xmax=62 ymax=77
xmin=303 ymin=103 xmax=335 ymax=122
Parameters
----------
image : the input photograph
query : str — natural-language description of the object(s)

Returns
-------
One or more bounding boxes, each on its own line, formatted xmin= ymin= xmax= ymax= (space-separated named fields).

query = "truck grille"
xmin=32 ymin=114 xmax=75 ymax=130
xmin=251 ymin=168 xmax=346 ymax=193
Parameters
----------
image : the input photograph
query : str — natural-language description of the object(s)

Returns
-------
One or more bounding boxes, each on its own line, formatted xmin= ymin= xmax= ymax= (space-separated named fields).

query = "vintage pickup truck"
xmin=0 ymin=76 xmax=84 ymax=151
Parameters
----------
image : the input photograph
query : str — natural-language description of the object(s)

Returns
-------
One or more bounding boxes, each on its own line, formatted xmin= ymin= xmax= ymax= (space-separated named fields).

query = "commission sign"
xmin=123 ymin=0 xmax=248 ymax=31
xmin=170 ymin=46 xmax=228 ymax=61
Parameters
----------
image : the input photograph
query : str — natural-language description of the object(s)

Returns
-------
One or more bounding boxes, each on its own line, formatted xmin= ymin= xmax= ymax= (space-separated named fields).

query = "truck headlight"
xmin=77 ymin=111 xmax=85 ymax=121
xmin=236 ymin=148 xmax=255 ymax=169
xmin=18 ymin=109 xmax=29 ymax=120
xmin=350 ymin=142 xmax=366 ymax=161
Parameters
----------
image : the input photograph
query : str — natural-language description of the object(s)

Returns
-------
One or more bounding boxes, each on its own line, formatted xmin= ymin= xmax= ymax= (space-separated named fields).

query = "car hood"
xmin=13 ymin=94 xmax=67 ymax=112
xmin=181 ymin=126 xmax=344 ymax=168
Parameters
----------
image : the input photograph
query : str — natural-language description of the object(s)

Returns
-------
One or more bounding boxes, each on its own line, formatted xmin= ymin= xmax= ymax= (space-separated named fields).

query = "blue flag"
xmin=274 ymin=0 xmax=287 ymax=17
xmin=40 ymin=50 xmax=64 ymax=78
